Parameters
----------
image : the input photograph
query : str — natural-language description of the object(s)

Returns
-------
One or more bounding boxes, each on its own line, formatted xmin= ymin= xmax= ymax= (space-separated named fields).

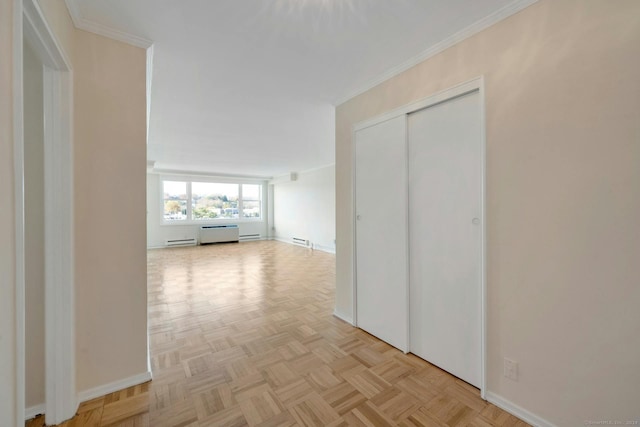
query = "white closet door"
xmin=408 ymin=91 xmax=482 ymax=387
xmin=355 ymin=116 xmax=408 ymax=352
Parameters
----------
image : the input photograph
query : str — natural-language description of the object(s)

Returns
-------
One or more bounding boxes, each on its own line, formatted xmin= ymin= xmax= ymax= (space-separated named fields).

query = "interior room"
xmin=2 ymin=0 xmax=639 ymax=426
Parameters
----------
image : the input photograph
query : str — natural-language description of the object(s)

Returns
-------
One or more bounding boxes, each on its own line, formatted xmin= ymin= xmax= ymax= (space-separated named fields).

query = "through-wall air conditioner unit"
xmin=200 ymin=225 xmax=239 ymax=244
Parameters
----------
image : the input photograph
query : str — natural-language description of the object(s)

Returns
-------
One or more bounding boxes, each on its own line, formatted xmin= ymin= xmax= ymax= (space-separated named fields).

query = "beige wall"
xmin=336 ymin=1 xmax=640 ymax=425
xmin=74 ymin=29 xmax=148 ymax=391
xmin=23 ymin=38 xmax=46 ymax=410
xmin=0 ymin=0 xmax=17 ymax=423
xmin=39 ymin=0 xmax=149 ymax=394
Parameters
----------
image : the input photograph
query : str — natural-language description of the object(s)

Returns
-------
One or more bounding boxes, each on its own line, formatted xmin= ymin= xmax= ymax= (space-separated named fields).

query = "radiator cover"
xmin=199 ymin=224 xmax=239 ymax=244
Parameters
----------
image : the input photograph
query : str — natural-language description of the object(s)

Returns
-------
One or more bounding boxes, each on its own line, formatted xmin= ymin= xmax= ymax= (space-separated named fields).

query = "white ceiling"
xmin=69 ymin=0 xmax=518 ymax=178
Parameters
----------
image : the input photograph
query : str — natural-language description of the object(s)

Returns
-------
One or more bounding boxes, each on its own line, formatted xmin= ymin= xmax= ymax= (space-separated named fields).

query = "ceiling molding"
xmin=269 ymin=163 xmax=335 ymax=185
xmin=149 ymin=167 xmax=273 ymax=181
xmin=333 ymin=0 xmax=539 ymax=106
xmin=64 ymin=0 xmax=153 ymax=49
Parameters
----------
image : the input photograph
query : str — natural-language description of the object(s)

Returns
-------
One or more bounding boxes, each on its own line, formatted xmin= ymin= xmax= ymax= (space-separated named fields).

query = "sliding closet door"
xmin=355 ymin=116 xmax=408 ymax=352
xmin=408 ymin=91 xmax=482 ymax=387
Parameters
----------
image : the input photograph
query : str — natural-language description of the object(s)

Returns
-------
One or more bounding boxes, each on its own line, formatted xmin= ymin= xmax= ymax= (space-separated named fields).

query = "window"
xmin=192 ymin=182 xmax=238 ymax=220
xmin=162 ymin=179 xmax=262 ymax=223
xmin=242 ymin=184 xmax=261 ymax=218
xmin=163 ymin=181 xmax=188 ymax=221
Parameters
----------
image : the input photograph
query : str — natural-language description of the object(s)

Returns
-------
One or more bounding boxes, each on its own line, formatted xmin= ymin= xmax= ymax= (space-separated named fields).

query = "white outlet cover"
xmin=504 ymin=358 xmax=518 ymax=381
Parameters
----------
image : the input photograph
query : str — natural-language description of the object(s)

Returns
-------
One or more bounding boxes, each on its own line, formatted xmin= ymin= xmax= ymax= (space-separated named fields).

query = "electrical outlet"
xmin=504 ymin=358 xmax=518 ymax=381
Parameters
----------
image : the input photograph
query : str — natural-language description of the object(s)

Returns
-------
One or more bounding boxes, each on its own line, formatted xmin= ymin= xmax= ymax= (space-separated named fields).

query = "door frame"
xmin=15 ymin=0 xmax=76 ymax=422
xmin=352 ymin=76 xmax=487 ymax=397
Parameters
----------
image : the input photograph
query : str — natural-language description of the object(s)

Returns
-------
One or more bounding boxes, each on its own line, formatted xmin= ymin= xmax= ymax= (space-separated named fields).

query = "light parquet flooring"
xmin=27 ymin=240 xmax=528 ymax=427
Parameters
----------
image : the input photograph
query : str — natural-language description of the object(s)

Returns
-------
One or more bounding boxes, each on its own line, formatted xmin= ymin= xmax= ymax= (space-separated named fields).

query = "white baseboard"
xmin=25 ymin=403 xmax=45 ymax=421
xmin=148 ymin=237 xmax=271 ymax=250
xmin=272 ymin=236 xmax=336 ymax=254
xmin=485 ymin=391 xmax=556 ymax=427
xmin=77 ymin=371 xmax=152 ymax=403
xmin=312 ymin=244 xmax=336 ymax=254
xmin=333 ymin=309 xmax=354 ymax=326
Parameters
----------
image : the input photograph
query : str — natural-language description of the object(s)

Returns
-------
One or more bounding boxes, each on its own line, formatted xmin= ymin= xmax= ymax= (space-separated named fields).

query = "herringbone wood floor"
xmin=28 ymin=240 xmax=527 ymax=427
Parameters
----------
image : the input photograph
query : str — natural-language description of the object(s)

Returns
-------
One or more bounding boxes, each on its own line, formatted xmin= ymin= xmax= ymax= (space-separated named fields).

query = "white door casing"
xmin=19 ymin=0 xmax=76 ymax=423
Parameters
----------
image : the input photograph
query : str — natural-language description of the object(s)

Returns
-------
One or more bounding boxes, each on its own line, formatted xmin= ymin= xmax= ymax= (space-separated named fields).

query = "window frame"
xmin=160 ymin=175 xmax=264 ymax=225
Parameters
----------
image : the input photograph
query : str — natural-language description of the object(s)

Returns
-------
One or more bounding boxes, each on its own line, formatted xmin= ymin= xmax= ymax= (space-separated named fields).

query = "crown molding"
xmin=63 ymin=0 xmax=153 ymax=49
xmin=333 ymin=0 xmax=539 ymax=106
xmin=269 ymin=163 xmax=336 ymax=184
xmin=149 ymin=167 xmax=273 ymax=181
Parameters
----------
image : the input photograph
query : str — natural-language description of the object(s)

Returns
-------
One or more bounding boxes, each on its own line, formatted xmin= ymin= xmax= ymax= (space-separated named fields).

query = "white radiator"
xmin=200 ymin=225 xmax=239 ymax=244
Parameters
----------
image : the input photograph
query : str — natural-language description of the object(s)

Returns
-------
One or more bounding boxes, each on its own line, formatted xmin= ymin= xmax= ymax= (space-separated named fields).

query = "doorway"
xmin=23 ymin=34 xmax=46 ymax=419
xmin=17 ymin=1 xmax=76 ymax=423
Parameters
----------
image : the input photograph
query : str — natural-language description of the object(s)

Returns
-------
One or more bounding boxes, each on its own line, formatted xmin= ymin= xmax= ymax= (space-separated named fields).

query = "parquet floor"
xmin=27 ymin=240 xmax=527 ymax=427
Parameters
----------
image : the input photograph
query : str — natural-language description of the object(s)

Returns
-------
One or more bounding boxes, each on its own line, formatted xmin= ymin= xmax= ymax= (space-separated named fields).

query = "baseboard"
xmin=25 ymin=403 xmax=45 ymax=421
xmin=333 ymin=309 xmax=355 ymax=326
xmin=148 ymin=237 xmax=272 ymax=250
xmin=312 ymin=244 xmax=336 ymax=254
xmin=272 ymin=237 xmax=336 ymax=254
xmin=77 ymin=371 xmax=152 ymax=403
xmin=485 ymin=391 xmax=556 ymax=427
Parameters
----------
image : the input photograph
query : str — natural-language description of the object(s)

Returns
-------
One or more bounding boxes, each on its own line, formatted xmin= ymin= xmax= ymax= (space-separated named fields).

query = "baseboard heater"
xmin=200 ymin=224 xmax=239 ymax=244
xmin=239 ymin=234 xmax=261 ymax=241
xmin=165 ymin=238 xmax=196 ymax=247
xmin=292 ymin=237 xmax=309 ymax=247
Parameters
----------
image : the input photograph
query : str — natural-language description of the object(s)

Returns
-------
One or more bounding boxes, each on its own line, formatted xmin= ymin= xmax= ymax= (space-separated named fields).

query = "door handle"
xmin=356 ymin=215 xmax=361 ymax=221
xmin=472 ymin=218 xmax=480 ymax=225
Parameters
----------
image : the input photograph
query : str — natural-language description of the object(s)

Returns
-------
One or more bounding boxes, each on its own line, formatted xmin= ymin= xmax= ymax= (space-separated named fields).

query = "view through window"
xmin=242 ymin=184 xmax=261 ymax=218
xmin=163 ymin=181 xmax=188 ymax=220
xmin=163 ymin=180 xmax=262 ymax=222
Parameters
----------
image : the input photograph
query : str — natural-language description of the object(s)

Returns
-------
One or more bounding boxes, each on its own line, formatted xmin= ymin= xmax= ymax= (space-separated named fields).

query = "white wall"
xmin=273 ymin=165 xmax=335 ymax=253
xmin=23 ymin=37 xmax=45 ymax=412
xmin=336 ymin=1 xmax=640 ymax=425
xmin=147 ymin=173 xmax=269 ymax=248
